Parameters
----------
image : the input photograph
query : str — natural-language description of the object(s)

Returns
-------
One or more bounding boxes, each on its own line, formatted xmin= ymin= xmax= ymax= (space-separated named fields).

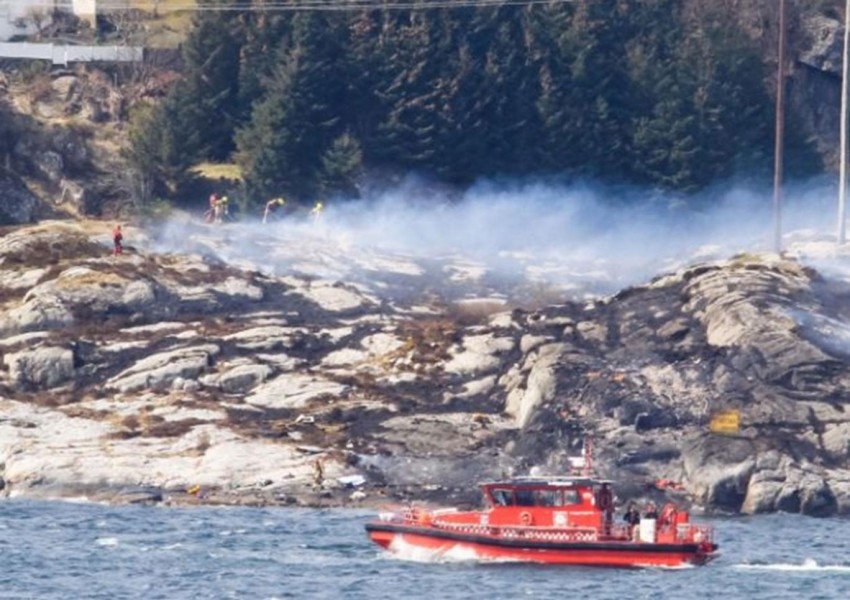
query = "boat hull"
xmin=366 ymin=522 xmax=717 ymax=568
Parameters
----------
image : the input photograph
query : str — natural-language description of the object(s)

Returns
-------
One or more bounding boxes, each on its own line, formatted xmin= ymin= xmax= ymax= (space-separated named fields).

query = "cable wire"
xmin=0 ymin=0 xmax=576 ymax=12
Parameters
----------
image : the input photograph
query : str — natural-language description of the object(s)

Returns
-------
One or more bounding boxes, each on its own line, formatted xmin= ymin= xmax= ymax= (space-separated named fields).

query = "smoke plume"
xmin=147 ymin=175 xmax=844 ymax=300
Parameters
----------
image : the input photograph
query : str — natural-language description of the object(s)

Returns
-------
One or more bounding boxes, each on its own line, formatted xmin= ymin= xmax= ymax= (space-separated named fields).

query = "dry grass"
xmin=121 ymin=414 xmax=141 ymax=431
xmin=447 ymin=299 xmax=508 ymax=326
xmin=131 ymin=0 xmax=197 ymax=48
xmin=394 ymin=318 xmax=459 ymax=367
xmin=24 ymin=74 xmax=54 ymax=106
xmin=729 ymin=252 xmax=766 ymax=267
xmin=53 ymin=269 xmax=128 ymax=290
xmin=191 ymin=162 xmax=243 ymax=181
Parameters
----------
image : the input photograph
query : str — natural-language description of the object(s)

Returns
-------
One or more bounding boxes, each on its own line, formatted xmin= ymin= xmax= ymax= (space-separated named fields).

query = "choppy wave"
xmin=95 ymin=537 xmax=119 ymax=547
xmin=7 ymin=501 xmax=850 ymax=600
xmin=735 ymin=558 xmax=850 ymax=573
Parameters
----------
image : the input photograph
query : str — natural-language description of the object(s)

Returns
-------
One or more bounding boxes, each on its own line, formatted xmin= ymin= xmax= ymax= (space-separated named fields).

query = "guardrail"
xmin=0 ymin=42 xmax=143 ymax=65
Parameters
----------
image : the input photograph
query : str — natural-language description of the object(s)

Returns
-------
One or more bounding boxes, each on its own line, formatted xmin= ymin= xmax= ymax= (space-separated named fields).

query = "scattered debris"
xmin=337 ymin=474 xmax=366 ymax=488
xmin=295 ymin=445 xmax=324 ymax=454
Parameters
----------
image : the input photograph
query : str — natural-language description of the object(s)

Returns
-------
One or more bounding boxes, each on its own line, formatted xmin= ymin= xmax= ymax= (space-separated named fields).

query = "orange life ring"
xmin=520 ymin=511 xmax=533 ymax=526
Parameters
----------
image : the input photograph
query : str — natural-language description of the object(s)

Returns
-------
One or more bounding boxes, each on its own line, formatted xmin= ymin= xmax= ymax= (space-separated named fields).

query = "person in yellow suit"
xmin=310 ymin=200 xmax=324 ymax=223
xmin=214 ymin=195 xmax=229 ymax=225
xmin=263 ymin=197 xmax=286 ymax=224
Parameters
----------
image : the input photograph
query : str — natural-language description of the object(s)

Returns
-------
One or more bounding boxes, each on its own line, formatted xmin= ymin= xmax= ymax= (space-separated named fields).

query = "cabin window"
xmin=536 ymin=490 xmax=560 ymax=506
xmin=515 ymin=489 xmax=536 ymax=506
xmin=563 ymin=489 xmax=581 ymax=505
xmin=492 ymin=489 xmax=514 ymax=506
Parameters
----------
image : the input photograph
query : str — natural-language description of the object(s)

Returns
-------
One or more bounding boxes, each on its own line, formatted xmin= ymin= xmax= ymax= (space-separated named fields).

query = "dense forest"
xmin=128 ymin=0 xmax=820 ymax=207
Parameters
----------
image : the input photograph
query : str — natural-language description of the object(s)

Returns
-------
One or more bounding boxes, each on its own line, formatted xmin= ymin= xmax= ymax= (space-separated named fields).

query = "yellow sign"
xmin=710 ymin=409 xmax=741 ymax=435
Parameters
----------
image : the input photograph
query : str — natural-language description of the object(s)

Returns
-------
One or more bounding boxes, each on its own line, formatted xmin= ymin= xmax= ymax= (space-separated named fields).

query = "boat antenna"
xmin=582 ymin=437 xmax=594 ymax=477
xmin=568 ymin=437 xmax=594 ymax=476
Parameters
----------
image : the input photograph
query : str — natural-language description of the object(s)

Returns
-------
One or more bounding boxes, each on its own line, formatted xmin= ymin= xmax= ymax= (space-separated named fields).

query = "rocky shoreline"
xmin=3 ymin=220 xmax=850 ymax=516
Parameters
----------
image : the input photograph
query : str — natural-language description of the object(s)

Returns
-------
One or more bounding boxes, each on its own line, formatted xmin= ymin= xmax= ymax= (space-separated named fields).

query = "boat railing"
xmin=426 ymin=517 xmax=600 ymax=542
xmin=501 ymin=525 xmax=599 ymax=542
xmin=608 ymin=523 xmax=633 ymax=540
xmin=386 ymin=509 xmax=713 ymax=547
xmin=676 ymin=523 xmax=713 ymax=544
xmin=397 ymin=506 xmax=456 ymax=524
xmin=378 ymin=511 xmax=406 ymax=523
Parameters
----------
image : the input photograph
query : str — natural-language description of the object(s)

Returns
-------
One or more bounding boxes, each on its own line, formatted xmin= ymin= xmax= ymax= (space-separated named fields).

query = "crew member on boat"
xmin=597 ymin=482 xmax=614 ymax=535
xmin=623 ymin=502 xmax=640 ymax=540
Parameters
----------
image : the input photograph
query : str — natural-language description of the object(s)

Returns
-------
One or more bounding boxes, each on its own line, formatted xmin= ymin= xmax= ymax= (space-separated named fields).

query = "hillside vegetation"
xmin=0 ymin=0 xmax=841 ymax=221
xmin=127 ymin=0 xmax=821 ymax=209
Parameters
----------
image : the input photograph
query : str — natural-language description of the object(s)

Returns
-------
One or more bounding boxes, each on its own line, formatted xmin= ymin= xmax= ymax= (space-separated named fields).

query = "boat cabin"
xmin=479 ymin=477 xmax=614 ymax=530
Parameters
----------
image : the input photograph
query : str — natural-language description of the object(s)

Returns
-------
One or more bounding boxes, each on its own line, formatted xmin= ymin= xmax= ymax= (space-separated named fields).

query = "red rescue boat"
xmin=365 ymin=463 xmax=717 ymax=568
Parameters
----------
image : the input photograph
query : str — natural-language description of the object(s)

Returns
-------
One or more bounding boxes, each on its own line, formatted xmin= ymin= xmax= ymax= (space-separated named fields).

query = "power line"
xmin=0 ymin=0 xmax=576 ymax=10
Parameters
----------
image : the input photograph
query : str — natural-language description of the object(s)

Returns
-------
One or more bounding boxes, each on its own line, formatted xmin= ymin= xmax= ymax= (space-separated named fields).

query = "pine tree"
xmin=532 ymin=2 xmax=581 ymax=173
xmin=370 ymin=10 xmax=444 ymax=172
xmin=124 ymin=99 xmax=201 ymax=204
xmin=139 ymin=0 xmax=808 ymax=199
xmin=470 ymin=7 xmax=543 ymax=177
xmin=347 ymin=10 xmax=391 ymax=160
xmin=175 ymin=1 xmax=245 ymax=161
xmin=626 ymin=0 xmax=701 ymax=189
xmin=319 ymin=133 xmax=364 ymax=198
xmin=237 ymin=11 xmax=291 ymax=120
xmin=0 ymin=99 xmax=16 ymax=166
xmin=236 ymin=13 xmax=348 ymax=202
xmin=679 ymin=8 xmax=774 ymax=188
xmin=562 ymin=0 xmax=634 ymax=180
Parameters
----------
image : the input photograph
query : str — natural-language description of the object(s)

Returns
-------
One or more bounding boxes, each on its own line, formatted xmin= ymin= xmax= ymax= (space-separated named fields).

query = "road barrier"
xmin=0 ymin=42 xmax=143 ymax=65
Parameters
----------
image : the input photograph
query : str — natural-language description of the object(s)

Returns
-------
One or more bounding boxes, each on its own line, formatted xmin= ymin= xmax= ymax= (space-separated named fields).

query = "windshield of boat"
xmin=489 ymin=486 xmax=584 ymax=507
xmin=492 ymin=489 xmax=514 ymax=505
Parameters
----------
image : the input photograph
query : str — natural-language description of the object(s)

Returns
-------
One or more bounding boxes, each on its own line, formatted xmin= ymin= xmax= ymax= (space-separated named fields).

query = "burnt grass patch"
xmin=143 ymin=417 xmax=208 ymax=438
xmin=224 ymin=406 xmax=297 ymax=438
xmin=391 ymin=317 xmax=461 ymax=366
xmin=325 ymin=404 xmax=397 ymax=440
xmin=13 ymin=391 xmax=77 ymax=408
xmin=0 ymin=281 xmax=27 ymax=304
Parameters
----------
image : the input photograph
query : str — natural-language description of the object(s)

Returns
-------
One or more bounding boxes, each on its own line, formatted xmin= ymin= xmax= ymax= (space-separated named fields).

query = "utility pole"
xmin=773 ymin=0 xmax=787 ymax=255
xmin=839 ymin=0 xmax=850 ymax=245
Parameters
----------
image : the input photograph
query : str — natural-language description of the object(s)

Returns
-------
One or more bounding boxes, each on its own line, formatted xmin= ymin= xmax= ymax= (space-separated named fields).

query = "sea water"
xmin=1 ymin=499 xmax=849 ymax=599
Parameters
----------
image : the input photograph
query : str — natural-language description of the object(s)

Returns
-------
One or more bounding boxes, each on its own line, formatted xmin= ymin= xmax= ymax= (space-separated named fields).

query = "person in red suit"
xmin=113 ymin=224 xmax=123 ymax=255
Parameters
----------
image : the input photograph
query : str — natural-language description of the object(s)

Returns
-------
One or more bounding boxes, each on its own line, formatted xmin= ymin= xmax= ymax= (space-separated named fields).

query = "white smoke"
xmin=145 ymin=175 xmax=844 ymax=300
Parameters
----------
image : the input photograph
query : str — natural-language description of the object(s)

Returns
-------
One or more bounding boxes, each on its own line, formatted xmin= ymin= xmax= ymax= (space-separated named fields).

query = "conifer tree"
xmin=562 ymin=0 xmax=634 ymax=179
xmin=319 ymin=133 xmax=364 ymax=198
xmin=532 ymin=2 xmax=581 ymax=173
xmin=627 ymin=0 xmax=700 ymax=189
xmin=236 ymin=13 xmax=348 ymax=202
xmin=468 ymin=8 xmax=541 ymax=177
xmin=140 ymin=0 xmax=815 ymax=200
xmin=173 ymin=0 xmax=245 ymax=161
xmin=0 ymin=100 xmax=16 ymax=164
xmin=125 ymin=99 xmax=200 ymax=203
xmin=347 ymin=10 xmax=392 ymax=158
xmin=237 ymin=11 xmax=291 ymax=119
xmin=370 ymin=11 xmax=444 ymax=171
xmin=679 ymin=8 xmax=773 ymax=188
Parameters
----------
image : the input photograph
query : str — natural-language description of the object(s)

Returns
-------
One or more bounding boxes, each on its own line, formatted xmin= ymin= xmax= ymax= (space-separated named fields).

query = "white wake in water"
xmin=735 ymin=558 xmax=850 ymax=573
xmin=382 ymin=535 xmax=518 ymax=564
xmin=95 ymin=537 xmax=119 ymax=547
